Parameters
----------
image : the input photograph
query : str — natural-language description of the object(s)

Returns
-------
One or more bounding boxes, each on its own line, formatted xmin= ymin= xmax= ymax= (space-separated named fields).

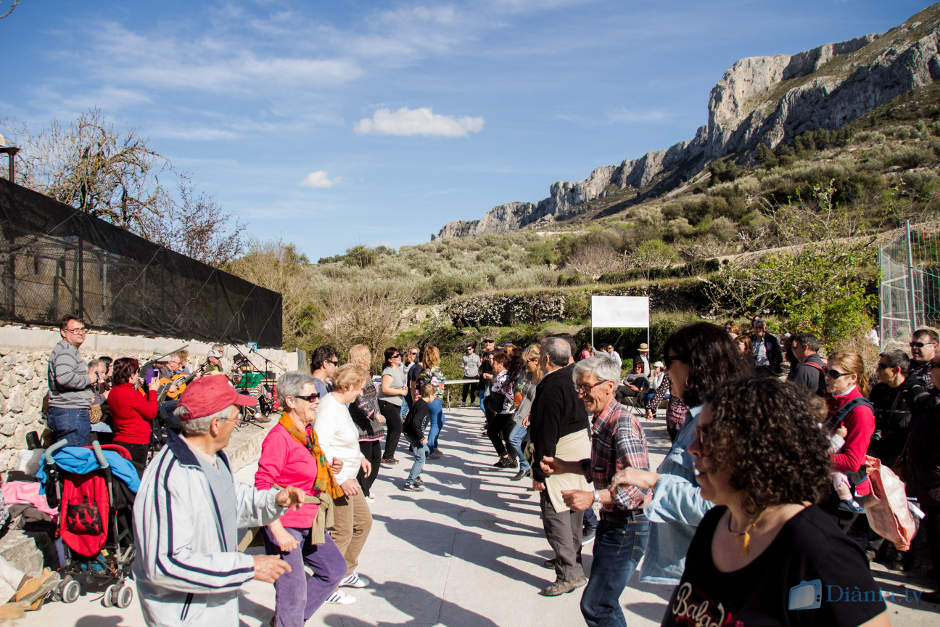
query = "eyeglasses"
xmin=575 ymin=380 xmax=609 ymax=394
xmin=825 ymin=369 xmax=850 ymax=379
xmin=65 ymin=327 xmax=87 ymax=334
xmin=293 ymin=393 xmax=320 ymax=402
xmin=910 ymin=341 xmax=937 ymax=348
xmin=695 ymin=422 xmax=714 ymax=451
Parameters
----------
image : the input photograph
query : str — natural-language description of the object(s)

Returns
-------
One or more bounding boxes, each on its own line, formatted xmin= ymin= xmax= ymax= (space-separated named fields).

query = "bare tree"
xmin=0 ymin=1 xmax=20 ymax=19
xmin=12 ymin=109 xmax=244 ymax=266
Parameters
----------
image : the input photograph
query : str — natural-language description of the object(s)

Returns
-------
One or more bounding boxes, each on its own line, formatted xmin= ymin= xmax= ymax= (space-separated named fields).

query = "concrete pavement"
xmin=10 ymin=406 xmax=940 ymax=626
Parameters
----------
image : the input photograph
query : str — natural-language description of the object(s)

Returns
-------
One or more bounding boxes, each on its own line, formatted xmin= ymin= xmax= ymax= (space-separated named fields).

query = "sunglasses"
xmin=910 ymin=341 xmax=937 ymax=348
xmin=825 ymin=369 xmax=850 ymax=379
xmin=329 ymin=359 xmax=339 ymax=365
xmin=664 ymin=353 xmax=685 ymax=368
xmin=293 ymin=393 xmax=320 ymax=402
xmin=391 ymin=353 xmax=401 ymax=358
xmin=695 ymin=422 xmax=713 ymax=451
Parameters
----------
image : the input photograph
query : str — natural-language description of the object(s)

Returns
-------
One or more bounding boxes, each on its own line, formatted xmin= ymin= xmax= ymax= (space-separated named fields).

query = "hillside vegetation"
xmin=227 ymin=82 xmax=940 ymax=371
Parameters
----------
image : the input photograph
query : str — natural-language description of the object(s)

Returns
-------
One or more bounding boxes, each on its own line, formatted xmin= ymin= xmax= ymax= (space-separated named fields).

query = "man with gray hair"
xmin=528 ymin=335 xmax=592 ymax=596
xmin=133 ymin=375 xmax=305 ymax=626
xmin=541 ymin=355 xmax=651 ymax=625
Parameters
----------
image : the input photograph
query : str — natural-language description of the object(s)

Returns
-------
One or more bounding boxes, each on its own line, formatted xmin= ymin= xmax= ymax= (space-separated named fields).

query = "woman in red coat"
xmin=106 ymin=357 xmax=159 ymax=469
xmin=824 ymin=351 xmax=876 ymax=501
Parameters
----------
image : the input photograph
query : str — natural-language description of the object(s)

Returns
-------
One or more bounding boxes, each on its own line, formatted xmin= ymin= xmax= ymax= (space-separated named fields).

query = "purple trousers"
xmin=262 ymin=526 xmax=345 ymax=626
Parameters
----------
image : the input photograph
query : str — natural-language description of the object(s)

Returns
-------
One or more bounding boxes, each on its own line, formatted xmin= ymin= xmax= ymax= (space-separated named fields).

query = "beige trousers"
xmin=328 ymin=490 xmax=373 ymax=576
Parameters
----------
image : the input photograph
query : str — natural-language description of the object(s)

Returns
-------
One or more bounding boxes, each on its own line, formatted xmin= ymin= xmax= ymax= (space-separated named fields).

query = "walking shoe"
xmin=381 ymin=458 xmax=399 ymax=466
xmin=326 ymin=589 xmax=357 ymax=605
xmin=428 ymin=451 xmax=442 ymax=460
xmin=539 ymin=577 xmax=587 ymax=596
xmin=414 ymin=476 xmax=424 ymax=486
xmin=511 ymin=469 xmax=528 ymax=481
xmin=541 ymin=558 xmax=556 ymax=569
xmin=581 ymin=527 xmax=597 ymax=545
xmin=402 ymin=482 xmax=424 ymax=492
xmin=340 ymin=572 xmax=369 ymax=588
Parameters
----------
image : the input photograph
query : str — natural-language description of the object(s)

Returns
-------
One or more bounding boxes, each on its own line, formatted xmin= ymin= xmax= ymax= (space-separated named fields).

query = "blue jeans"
xmin=580 ymin=515 xmax=650 ymax=627
xmin=46 ymin=407 xmax=91 ymax=447
xmin=407 ymin=440 xmax=428 ymax=483
xmin=478 ymin=385 xmax=489 ymax=415
xmin=427 ymin=398 xmax=445 ymax=453
xmin=508 ymin=422 xmax=530 ymax=472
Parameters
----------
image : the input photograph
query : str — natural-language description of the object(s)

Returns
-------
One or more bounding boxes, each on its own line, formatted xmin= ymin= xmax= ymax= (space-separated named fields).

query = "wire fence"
xmin=0 ymin=178 xmax=283 ymax=347
xmin=879 ymin=219 xmax=940 ymax=348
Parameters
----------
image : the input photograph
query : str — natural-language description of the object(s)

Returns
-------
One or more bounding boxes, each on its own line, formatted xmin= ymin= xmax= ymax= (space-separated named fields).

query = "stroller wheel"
xmin=116 ymin=583 xmax=134 ymax=609
xmin=60 ymin=578 xmax=81 ymax=603
xmin=102 ymin=584 xmax=116 ymax=608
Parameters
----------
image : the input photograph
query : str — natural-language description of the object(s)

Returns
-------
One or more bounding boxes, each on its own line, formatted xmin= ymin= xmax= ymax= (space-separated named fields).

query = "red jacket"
xmin=106 ymin=383 xmax=158 ymax=445
xmin=827 ymin=386 xmax=875 ymax=496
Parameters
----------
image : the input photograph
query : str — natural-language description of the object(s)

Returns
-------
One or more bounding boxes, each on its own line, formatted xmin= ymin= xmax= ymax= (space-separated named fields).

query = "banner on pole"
xmin=591 ymin=296 xmax=649 ymax=328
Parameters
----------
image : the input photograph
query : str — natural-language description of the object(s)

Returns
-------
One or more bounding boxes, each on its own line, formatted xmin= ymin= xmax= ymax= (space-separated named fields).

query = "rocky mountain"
xmin=436 ymin=5 xmax=940 ymax=239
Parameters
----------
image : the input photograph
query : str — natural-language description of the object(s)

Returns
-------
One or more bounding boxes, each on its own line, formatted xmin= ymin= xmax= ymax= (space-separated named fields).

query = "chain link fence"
xmin=0 ymin=178 xmax=283 ymax=347
xmin=879 ymin=219 xmax=940 ymax=348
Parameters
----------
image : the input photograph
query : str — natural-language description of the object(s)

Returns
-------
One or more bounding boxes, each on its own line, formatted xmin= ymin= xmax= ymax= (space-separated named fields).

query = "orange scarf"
xmin=278 ymin=414 xmax=345 ymax=500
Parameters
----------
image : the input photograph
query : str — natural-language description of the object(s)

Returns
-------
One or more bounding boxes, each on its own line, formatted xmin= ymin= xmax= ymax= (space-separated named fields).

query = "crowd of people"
xmin=14 ymin=312 xmax=940 ymax=624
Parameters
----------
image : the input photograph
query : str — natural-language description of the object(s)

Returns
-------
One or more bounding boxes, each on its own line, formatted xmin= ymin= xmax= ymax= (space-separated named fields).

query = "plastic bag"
xmin=864 ymin=456 xmax=917 ymax=551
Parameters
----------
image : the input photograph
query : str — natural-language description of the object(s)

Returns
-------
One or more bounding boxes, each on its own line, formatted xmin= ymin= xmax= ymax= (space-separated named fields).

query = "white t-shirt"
xmin=314 ymin=394 xmax=363 ymax=484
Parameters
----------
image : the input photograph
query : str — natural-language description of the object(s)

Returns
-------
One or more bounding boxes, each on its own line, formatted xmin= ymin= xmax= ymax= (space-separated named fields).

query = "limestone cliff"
xmin=436 ymin=5 xmax=940 ymax=239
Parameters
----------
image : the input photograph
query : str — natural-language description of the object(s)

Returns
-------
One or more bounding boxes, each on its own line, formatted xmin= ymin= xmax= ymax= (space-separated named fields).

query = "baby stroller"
xmin=42 ymin=439 xmax=138 ymax=608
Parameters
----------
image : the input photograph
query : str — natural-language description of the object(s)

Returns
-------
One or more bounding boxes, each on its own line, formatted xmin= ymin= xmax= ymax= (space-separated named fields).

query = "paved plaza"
xmin=11 ymin=407 xmax=940 ymax=626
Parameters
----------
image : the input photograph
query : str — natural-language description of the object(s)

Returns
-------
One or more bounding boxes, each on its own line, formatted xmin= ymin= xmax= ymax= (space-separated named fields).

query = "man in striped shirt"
xmin=541 ymin=354 xmax=651 ymax=627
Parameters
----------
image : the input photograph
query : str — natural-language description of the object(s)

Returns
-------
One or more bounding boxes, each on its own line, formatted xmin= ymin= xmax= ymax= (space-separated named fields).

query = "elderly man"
xmin=529 ymin=335 xmax=592 ymax=596
xmin=910 ymin=328 xmax=938 ymax=390
xmin=46 ymin=314 xmax=99 ymax=446
xmin=542 ymin=355 xmax=651 ymax=626
xmin=133 ymin=375 xmax=304 ymax=626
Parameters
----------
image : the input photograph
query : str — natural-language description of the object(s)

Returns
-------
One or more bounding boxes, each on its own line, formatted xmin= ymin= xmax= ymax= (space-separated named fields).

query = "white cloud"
xmin=300 ymin=170 xmax=340 ymax=188
xmin=354 ymin=107 xmax=484 ymax=137
xmin=607 ymin=107 xmax=672 ymax=124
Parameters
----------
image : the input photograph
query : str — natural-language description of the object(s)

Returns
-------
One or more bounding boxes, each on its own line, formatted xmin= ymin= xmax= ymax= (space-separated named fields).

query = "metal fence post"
xmin=905 ymin=220 xmax=917 ymax=332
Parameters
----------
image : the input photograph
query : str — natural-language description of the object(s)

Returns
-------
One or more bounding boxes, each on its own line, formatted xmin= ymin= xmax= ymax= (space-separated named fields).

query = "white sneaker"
xmin=326 ymin=588 xmax=357 ymax=605
xmin=340 ymin=571 xmax=369 ymax=588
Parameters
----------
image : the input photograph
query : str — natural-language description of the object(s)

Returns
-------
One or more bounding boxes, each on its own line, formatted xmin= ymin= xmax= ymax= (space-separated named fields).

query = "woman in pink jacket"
xmin=255 ymin=371 xmax=349 ymax=625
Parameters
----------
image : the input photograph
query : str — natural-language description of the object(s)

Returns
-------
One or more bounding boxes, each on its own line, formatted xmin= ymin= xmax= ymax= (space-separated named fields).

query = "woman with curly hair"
xmin=660 ymin=376 xmax=888 ymax=626
xmin=611 ymin=322 xmax=752 ymax=585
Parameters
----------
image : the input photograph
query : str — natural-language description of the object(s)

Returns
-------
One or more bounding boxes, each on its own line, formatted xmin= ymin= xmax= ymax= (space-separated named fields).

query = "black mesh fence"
xmin=0 ymin=178 xmax=282 ymax=347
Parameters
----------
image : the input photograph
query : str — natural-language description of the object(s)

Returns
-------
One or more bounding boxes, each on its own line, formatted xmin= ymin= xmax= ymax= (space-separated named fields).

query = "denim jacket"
xmin=640 ymin=405 xmax=713 ymax=585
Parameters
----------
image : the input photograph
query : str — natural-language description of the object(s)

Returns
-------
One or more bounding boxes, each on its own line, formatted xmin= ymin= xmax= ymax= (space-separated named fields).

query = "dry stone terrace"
xmin=13 ymin=406 xmax=940 ymax=626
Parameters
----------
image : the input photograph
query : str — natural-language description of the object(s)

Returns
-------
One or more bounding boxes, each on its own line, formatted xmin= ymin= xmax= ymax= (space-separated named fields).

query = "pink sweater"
xmin=828 ymin=387 xmax=875 ymax=496
xmin=255 ymin=424 xmax=319 ymax=529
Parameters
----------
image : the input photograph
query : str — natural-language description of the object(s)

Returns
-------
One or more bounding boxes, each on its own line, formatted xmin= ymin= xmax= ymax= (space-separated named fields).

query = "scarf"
xmin=278 ymin=414 xmax=345 ymax=500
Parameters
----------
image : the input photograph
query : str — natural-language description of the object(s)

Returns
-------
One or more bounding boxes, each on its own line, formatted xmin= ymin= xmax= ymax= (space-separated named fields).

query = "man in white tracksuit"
xmin=133 ymin=375 xmax=303 ymax=625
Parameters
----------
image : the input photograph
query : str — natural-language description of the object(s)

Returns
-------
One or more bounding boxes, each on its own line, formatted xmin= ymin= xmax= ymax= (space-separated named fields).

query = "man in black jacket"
xmin=750 ymin=319 xmax=782 ymax=376
xmin=790 ymin=333 xmax=827 ymax=396
xmin=529 ymin=335 xmax=591 ymax=596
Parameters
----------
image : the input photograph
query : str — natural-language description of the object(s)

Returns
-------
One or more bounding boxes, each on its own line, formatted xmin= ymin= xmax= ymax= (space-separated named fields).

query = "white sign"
xmin=591 ymin=296 xmax=649 ymax=328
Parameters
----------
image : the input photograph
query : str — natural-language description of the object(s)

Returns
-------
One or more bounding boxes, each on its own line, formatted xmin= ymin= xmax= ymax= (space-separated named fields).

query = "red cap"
xmin=177 ymin=374 xmax=257 ymax=420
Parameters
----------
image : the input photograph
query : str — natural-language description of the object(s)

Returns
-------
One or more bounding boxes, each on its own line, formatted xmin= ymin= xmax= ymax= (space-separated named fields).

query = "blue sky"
xmin=0 ymin=0 xmax=932 ymax=259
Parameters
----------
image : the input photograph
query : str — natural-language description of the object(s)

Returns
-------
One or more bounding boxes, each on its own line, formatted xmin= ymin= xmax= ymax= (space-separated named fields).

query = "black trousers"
xmin=461 ymin=382 xmax=477 ymax=404
xmin=379 ymin=400 xmax=403 ymax=461
xmin=357 ymin=440 xmax=382 ymax=497
xmin=486 ymin=412 xmax=514 ymax=458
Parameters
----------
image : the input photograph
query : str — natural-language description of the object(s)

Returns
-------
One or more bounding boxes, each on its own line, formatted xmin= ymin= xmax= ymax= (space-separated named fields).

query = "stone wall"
xmin=0 ymin=324 xmax=302 ymax=472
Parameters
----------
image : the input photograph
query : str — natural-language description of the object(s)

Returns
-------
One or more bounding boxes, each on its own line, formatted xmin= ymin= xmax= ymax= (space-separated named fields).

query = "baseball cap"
xmin=207 ymin=347 xmax=224 ymax=359
xmin=177 ymin=375 xmax=256 ymax=420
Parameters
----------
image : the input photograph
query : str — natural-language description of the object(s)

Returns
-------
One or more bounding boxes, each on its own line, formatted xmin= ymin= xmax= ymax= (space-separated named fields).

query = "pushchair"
xmin=42 ymin=439 xmax=138 ymax=608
